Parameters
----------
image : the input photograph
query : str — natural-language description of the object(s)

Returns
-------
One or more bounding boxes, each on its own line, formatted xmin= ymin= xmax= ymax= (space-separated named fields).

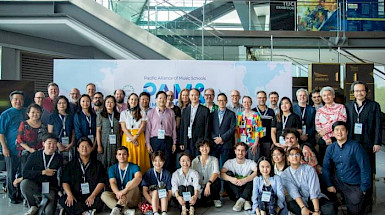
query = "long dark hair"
xmin=77 ymin=94 xmax=93 ymax=114
xmin=100 ymin=95 xmax=120 ymax=120
xmin=277 ymin=96 xmax=293 ymax=122
xmin=256 ymin=156 xmax=275 ymax=177
xmin=127 ymin=93 xmax=142 ymax=121
xmin=53 ymin=95 xmax=70 ymax=114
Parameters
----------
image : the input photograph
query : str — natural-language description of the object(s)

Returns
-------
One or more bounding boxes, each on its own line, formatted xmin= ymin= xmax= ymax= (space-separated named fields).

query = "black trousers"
xmin=287 ymin=196 xmax=335 ymax=215
xmin=150 ymin=136 xmax=173 ymax=171
xmin=5 ymin=155 xmax=21 ymax=200
xmin=59 ymin=194 xmax=103 ymax=215
xmin=198 ymin=178 xmax=221 ymax=206
xmin=334 ymin=176 xmax=366 ymax=215
xmin=177 ymin=185 xmax=195 ymax=209
xmin=224 ymin=171 xmax=253 ymax=201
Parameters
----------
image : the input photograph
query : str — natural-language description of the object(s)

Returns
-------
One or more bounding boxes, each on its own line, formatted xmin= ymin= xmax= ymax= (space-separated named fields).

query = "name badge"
xmin=61 ymin=137 xmax=70 ymax=146
xmin=188 ymin=127 xmax=192 ymax=139
xmin=354 ymin=123 xmax=363 ymax=134
xmin=262 ymin=127 xmax=267 ymax=135
xmin=81 ymin=182 xmax=90 ymax=194
xmin=302 ymin=125 xmax=307 ymax=135
xmin=279 ymin=136 xmax=285 ymax=144
xmin=87 ymin=135 xmax=94 ymax=143
xmin=240 ymin=134 xmax=247 ymax=143
xmin=182 ymin=192 xmax=192 ymax=201
xmin=42 ymin=182 xmax=49 ymax=194
xmin=109 ymin=134 xmax=116 ymax=145
xmin=158 ymin=129 xmax=165 ymax=139
xmin=158 ymin=188 xmax=167 ymax=199
xmin=261 ymin=191 xmax=271 ymax=202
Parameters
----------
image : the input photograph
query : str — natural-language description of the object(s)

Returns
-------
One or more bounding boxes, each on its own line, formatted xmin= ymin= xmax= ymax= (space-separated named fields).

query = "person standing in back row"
xmin=180 ymin=89 xmax=210 ymax=158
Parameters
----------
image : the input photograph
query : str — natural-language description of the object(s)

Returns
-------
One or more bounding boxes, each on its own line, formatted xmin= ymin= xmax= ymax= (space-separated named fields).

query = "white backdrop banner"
xmin=54 ymin=60 xmax=292 ymax=106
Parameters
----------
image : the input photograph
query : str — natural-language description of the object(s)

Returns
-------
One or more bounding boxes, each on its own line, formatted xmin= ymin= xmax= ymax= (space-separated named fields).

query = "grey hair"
xmin=320 ymin=86 xmax=335 ymax=97
xmin=204 ymin=88 xmax=215 ymax=95
xmin=296 ymin=88 xmax=309 ymax=97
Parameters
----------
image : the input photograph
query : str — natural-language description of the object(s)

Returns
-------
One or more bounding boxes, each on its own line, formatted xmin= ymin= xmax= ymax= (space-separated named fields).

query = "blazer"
xmin=180 ymin=104 xmax=210 ymax=147
xmin=346 ymin=99 xmax=382 ymax=149
xmin=210 ymin=108 xmax=236 ymax=149
xmin=293 ymin=104 xmax=316 ymax=145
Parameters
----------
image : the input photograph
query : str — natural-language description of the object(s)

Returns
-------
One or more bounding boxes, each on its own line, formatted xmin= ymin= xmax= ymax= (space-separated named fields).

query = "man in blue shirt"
xmin=0 ymin=91 xmax=26 ymax=204
xmin=323 ymin=121 xmax=371 ymax=215
xmin=101 ymin=146 xmax=142 ymax=215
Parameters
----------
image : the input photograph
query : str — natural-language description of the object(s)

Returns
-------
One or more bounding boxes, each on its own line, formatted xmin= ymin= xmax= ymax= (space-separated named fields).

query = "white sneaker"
xmin=232 ymin=198 xmax=245 ymax=212
xmin=110 ymin=207 xmax=122 ymax=215
xmin=25 ymin=206 xmax=38 ymax=215
xmin=189 ymin=206 xmax=195 ymax=215
xmin=243 ymin=201 xmax=252 ymax=211
xmin=154 ymin=212 xmax=160 ymax=215
xmin=214 ymin=200 xmax=222 ymax=208
xmin=123 ymin=208 xmax=135 ymax=215
xmin=161 ymin=212 xmax=168 ymax=215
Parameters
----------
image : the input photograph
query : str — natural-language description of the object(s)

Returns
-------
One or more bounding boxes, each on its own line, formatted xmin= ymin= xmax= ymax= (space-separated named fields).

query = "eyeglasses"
xmin=354 ymin=90 xmax=366 ymax=93
xmin=205 ymin=94 xmax=214 ymax=97
xmin=289 ymin=153 xmax=301 ymax=158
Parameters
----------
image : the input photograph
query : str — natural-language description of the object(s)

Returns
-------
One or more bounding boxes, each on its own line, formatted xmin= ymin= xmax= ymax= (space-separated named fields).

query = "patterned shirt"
xmin=236 ymin=111 xmax=264 ymax=146
xmin=315 ymin=103 xmax=347 ymax=141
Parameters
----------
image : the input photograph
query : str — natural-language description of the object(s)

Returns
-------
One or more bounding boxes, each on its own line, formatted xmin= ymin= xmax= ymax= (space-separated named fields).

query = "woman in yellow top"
xmin=236 ymin=96 xmax=264 ymax=162
xmin=119 ymin=93 xmax=150 ymax=174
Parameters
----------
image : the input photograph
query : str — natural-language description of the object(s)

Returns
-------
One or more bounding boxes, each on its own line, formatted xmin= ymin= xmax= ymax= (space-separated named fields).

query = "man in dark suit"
xmin=252 ymin=91 xmax=275 ymax=158
xmin=211 ymin=93 xmax=236 ymax=168
xmin=346 ymin=81 xmax=382 ymax=212
xmin=180 ymin=88 xmax=210 ymax=158
xmin=293 ymin=88 xmax=317 ymax=147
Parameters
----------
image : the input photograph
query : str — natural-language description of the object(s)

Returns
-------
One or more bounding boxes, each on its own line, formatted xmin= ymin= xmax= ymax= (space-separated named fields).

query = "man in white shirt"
xmin=221 ymin=142 xmax=258 ymax=212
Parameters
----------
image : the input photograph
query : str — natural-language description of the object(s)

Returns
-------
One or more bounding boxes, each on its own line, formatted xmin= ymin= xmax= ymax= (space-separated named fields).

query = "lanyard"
xmin=108 ymin=113 xmax=114 ymax=133
xmin=354 ymin=103 xmax=365 ymax=123
xmin=200 ymin=156 xmax=208 ymax=181
xmin=59 ymin=114 xmax=67 ymax=136
xmin=156 ymin=108 xmax=167 ymax=128
xmin=256 ymin=107 xmax=268 ymax=117
xmin=300 ymin=107 xmax=306 ymax=122
xmin=184 ymin=170 xmax=191 ymax=187
xmin=119 ymin=164 xmax=129 ymax=184
xmin=43 ymin=151 xmax=55 ymax=169
xmin=282 ymin=113 xmax=291 ymax=130
xmin=78 ymin=159 xmax=90 ymax=182
xmin=85 ymin=114 xmax=92 ymax=135
xmin=153 ymin=168 xmax=163 ymax=186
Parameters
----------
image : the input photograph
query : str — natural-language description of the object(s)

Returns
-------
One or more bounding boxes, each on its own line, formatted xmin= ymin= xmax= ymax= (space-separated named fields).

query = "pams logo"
xmin=122 ymin=85 xmax=135 ymax=95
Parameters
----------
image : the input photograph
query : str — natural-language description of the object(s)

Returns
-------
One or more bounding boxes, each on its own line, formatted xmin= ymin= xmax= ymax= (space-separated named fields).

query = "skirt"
xmin=122 ymin=129 xmax=150 ymax=175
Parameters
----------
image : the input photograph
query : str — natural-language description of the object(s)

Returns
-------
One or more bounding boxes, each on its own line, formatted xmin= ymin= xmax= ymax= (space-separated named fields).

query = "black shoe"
xmin=10 ymin=198 xmax=21 ymax=204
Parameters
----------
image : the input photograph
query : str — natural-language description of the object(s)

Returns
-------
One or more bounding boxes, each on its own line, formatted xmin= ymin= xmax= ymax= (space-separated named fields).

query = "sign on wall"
xmin=54 ymin=60 xmax=292 ymax=106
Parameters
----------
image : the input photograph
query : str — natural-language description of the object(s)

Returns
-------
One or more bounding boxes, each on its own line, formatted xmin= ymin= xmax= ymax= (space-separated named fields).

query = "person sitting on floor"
xmin=59 ymin=137 xmax=106 ymax=215
xmin=101 ymin=146 xmax=142 ymax=215
xmin=142 ymin=151 xmax=172 ymax=215
xmin=221 ymin=142 xmax=258 ymax=212
xmin=21 ymin=133 xmax=63 ymax=215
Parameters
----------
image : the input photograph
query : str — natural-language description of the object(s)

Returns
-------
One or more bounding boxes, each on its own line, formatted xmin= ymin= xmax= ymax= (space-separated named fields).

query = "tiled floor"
xmin=2 ymin=150 xmax=385 ymax=215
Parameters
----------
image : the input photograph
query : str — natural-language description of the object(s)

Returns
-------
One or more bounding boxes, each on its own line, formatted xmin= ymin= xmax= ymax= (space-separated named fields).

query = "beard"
xmin=94 ymin=101 xmax=102 ymax=107
xmin=116 ymin=98 xmax=124 ymax=104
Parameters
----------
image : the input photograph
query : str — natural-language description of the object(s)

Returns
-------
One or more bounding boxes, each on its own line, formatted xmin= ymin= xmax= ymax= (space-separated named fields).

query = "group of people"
xmin=0 ymin=80 xmax=382 ymax=215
